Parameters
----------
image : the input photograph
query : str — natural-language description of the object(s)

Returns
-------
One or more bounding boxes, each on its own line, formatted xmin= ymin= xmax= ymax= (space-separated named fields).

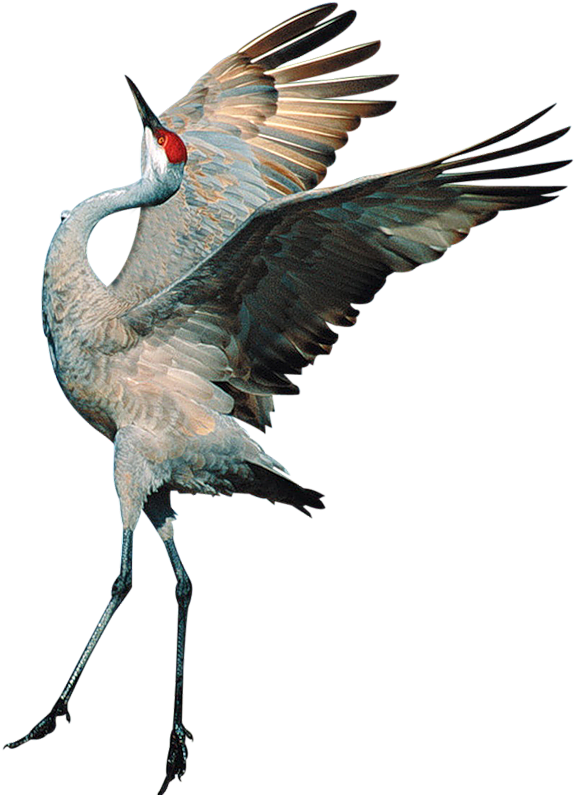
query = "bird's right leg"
xmin=144 ymin=489 xmax=193 ymax=795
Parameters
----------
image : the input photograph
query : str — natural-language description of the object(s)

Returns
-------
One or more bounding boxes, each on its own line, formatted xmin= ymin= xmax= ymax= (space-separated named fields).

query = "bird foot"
xmin=158 ymin=723 xmax=193 ymax=795
xmin=4 ymin=698 xmax=71 ymax=749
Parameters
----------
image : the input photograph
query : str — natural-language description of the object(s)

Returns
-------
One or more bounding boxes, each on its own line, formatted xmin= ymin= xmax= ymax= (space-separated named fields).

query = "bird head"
xmin=126 ymin=76 xmax=187 ymax=204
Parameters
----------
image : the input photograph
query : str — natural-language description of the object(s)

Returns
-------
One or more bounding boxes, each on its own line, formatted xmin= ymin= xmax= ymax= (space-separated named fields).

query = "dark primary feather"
xmin=110 ymin=4 xmax=395 ymax=305
xmin=99 ymin=9 xmax=569 ymax=432
xmin=116 ymin=107 xmax=569 ymax=431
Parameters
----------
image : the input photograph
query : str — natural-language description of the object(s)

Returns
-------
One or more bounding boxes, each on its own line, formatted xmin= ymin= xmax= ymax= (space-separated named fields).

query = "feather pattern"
xmin=70 ymin=9 xmax=569 ymax=433
xmin=110 ymin=5 xmax=396 ymax=304
xmin=112 ymin=107 xmax=568 ymax=430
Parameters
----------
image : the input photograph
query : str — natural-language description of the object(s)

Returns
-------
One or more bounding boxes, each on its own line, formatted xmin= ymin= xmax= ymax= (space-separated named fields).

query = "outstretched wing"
xmin=110 ymin=4 xmax=396 ymax=304
xmin=114 ymin=107 xmax=568 ymax=431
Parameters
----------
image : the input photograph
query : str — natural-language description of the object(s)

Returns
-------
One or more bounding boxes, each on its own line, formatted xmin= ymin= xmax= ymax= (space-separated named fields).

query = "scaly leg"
xmin=5 ymin=528 xmax=134 ymax=749
xmin=144 ymin=490 xmax=193 ymax=795
xmin=8 ymin=429 xmax=163 ymax=754
xmin=158 ymin=538 xmax=193 ymax=795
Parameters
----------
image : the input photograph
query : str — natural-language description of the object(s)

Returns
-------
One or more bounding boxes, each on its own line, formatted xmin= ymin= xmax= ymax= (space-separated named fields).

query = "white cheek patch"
xmin=144 ymin=127 xmax=169 ymax=175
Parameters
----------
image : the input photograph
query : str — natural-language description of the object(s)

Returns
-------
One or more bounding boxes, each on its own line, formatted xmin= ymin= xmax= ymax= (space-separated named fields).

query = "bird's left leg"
xmin=5 ymin=527 xmax=134 ymax=749
xmin=144 ymin=489 xmax=193 ymax=795
xmin=5 ymin=426 xmax=153 ymax=751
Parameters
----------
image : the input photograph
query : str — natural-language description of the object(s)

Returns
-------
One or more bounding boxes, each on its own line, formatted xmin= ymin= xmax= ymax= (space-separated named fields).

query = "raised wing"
xmin=115 ymin=107 xmax=568 ymax=431
xmin=110 ymin=5 xmax=396 ymax=303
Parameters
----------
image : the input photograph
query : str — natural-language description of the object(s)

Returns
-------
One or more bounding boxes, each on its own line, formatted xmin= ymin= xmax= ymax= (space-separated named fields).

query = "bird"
xmin=5 ymin=4 xmax=569 ymax=794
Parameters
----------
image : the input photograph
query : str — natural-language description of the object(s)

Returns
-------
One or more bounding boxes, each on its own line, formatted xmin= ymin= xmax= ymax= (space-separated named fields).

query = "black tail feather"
xmin=245 ymin=463 xmax=325 ymax=516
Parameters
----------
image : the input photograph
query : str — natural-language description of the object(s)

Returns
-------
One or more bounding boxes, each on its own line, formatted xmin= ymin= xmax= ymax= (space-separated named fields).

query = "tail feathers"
xmin=246 ymin=463 xmax=324 ymax=516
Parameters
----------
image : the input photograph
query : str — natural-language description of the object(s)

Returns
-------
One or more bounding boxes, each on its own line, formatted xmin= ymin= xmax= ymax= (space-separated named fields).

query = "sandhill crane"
xmin=5 ymin=4 xmax=569 ymax=794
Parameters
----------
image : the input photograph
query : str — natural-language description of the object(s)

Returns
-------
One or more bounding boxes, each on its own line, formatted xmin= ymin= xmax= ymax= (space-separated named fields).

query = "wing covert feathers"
xmin=162 ymin=5 xmax=396 ymax=195
xmin=110 ymin=5 xmax=395 ymax=304
xmin=106 ymin=8 xmax=568 ymax=431
xmin=120 ymin=104 xmax=568 ymax=430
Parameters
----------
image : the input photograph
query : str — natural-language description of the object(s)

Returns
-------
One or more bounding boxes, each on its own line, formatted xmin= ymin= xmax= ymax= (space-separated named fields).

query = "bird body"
xmin=43 ymin=201 xmax=321 ymax=516
xmin=40 ymin=4 xmax=569 ymax=524
xmin=43 ymin=176 xmax=307 ymax=523
xmin=7 ymin=5 xmax=569 ymax=794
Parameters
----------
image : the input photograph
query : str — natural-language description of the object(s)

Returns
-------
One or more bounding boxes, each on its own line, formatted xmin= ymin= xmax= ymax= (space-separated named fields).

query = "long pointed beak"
xmin=125 ymin=76 xmax=163 ymax=132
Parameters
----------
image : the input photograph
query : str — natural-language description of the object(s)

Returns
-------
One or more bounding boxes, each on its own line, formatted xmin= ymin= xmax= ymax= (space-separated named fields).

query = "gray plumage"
xmin=45 ymin=3 xmax=569 ymax=507
xmin=6 ymin=5 xmax=569 ymax=794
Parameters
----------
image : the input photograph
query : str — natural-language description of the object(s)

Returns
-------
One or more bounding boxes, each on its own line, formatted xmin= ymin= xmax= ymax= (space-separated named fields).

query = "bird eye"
xmin=60 ymin=210 xmax=70 ymax=223
xmin=157 ymin=135 xmax=166 ymax=146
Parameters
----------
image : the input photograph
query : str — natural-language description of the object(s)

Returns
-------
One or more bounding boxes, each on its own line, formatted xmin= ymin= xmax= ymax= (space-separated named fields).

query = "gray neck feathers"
xmin=43 ymin=168 xmax=181 ymax=321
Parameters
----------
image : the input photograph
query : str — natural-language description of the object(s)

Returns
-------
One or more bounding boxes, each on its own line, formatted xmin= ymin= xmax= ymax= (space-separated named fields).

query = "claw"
xmin=4 ymin=698 xmax=70 ymax=749
xmin=158 ymin=724 xmax=193 ymax=795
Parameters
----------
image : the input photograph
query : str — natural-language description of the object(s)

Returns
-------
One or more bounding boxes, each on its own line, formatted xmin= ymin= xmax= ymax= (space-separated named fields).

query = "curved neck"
xmin=65 ymin=176 xmax=168 ymax=250
xmin=43 ymin=158 xmax=183 ymax=336
xmin=43 ymin=177 xmax=169 ymax=329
